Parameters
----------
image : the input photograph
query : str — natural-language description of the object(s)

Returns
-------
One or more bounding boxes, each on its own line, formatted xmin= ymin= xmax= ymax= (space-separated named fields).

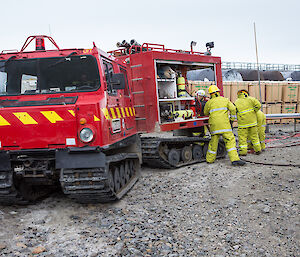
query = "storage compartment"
xmin=155 ymin=60 xmax=216 ymax=124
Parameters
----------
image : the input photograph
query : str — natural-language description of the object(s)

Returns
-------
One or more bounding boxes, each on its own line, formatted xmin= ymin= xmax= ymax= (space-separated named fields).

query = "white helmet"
xmin=196 ymin=89 xmax=206 ymax=97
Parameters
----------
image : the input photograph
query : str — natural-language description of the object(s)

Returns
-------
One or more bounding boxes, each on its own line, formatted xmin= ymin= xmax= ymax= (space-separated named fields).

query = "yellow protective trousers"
xmin=248 ymin=125 xmax=266 ymax=150
xmin=258 ymin=124 xmax=266 ymax=150
xmin=206 ymin=132 xmax=240 ymax=163
xmin=238 ymin=126 xmax=261 ymax=155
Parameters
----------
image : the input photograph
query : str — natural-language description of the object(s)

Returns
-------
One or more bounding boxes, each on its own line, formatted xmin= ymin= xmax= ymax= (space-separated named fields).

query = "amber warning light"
xmin=36 ymin=37 xmax=45 ymax=50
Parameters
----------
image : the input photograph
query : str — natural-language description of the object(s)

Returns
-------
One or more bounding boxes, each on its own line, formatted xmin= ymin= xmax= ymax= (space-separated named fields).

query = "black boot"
xmin=232 ymin=160 xmax=246 ymax=166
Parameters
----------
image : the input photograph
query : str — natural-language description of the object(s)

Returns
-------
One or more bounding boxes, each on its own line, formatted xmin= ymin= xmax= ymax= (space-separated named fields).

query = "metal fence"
xmin=222 ymin=62 xmax=300 ymax=71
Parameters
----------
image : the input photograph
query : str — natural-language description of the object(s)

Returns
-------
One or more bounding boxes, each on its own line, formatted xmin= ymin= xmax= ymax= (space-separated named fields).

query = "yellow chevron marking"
xmin=132 ymin=107 xmax=136 ymax=116
xmin=101 ymin=108 xmax=111 ymax=120
xmin=13 ymin=112 xmax=38 ymax=125
xmin=120 ymin=107 xmax=126 ymax=118
xmin=94 ymin=115 xmax=100 ymax=121
xmin=110 ymin=108 xmax=117 ymax=119
xmin=115 ymin=108 xmax=122 ymax=118
xmin=0 ymin=115 xmax=10 ymax=126
xmin=125 ymin=107 xmax=130 ymax=117
xmin=129 ymin=107 xmax=133 ymax=116
xmin=41 ymin=111 xmax=63 ymax=123
xmin=68 ymin=110 xmax=75 ymax=117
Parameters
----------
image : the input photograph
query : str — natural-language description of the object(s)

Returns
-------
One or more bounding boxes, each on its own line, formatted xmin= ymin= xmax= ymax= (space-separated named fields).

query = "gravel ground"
xmin=0 ymin=125 xmax=299 ymax=256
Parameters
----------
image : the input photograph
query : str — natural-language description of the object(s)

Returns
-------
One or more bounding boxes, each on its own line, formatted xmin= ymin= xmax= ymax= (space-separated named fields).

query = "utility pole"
xmin=254 ymin=22 xmax=262 ymax=108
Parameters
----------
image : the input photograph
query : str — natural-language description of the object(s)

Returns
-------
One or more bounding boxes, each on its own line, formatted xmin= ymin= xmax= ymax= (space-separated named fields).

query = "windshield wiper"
xmin=47 ymin=51 xmax=77 ymax=68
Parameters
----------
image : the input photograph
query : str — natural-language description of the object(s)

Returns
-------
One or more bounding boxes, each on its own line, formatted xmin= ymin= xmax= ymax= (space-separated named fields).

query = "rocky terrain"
xmin=0 ymin=125 xmax=299 ymax=256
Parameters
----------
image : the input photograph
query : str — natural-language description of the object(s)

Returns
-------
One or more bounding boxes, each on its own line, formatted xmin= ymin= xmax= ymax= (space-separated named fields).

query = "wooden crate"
xmin=265 ymin=82 xmax=282 ymax=103
xmin=267 ymin=103 xmax=282 ymax=124
xmin=282 ymin=83 xmax=298 ymax=102
xmin=248 ymin=82 xmax=265 ymax=102
xmin=222 ymin=82 xmax=231 ymax=100
xmin=281 ymin=103 xmax=297 ymax=123
xmin=231 ymin=82 xmax=249 ymax=103
xmin=187 ymin=81 xmax=212 ymax=96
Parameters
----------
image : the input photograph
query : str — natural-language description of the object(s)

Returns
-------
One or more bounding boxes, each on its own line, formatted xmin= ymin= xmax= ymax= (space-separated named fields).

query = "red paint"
xmin=0 ymin=36 xmax=223 ymax=152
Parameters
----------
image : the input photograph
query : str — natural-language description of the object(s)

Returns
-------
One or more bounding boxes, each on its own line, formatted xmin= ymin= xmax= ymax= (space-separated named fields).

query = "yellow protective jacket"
xmin=256 ymin=110 xmax=266 ymax=127
xmin=235 ymin=95 xmax=261 ymax=128
xmin=204 ymin=94 xmax=237 ymax=135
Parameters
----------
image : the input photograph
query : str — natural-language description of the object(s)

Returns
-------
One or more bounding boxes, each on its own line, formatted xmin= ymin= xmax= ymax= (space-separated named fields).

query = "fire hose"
xmin=242 ymin=133 xmax=300 ymax=167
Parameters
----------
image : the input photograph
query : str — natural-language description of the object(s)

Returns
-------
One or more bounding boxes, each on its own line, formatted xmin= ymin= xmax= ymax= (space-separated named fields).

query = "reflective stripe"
xmin=247 ymin=140 xmax=251 ymax=143
xmin=238 ymin=122 xmax=257 ymax=128
xmin=211 ymin=129 xmax=232 ymax=134
xmin=253 ymin=142 xmax=260 ymax=146
xmin=210 ymin=107 xmax=228 ymax=114
xmin=227 ymin=147 xmax=237 ymax=152
xmin=239 ymin=145 xmax=247 ymax=148
xmin=207 ymin=149 xmax=216 ymax=155
xmin=260 ymin=140 xmax=265 ymax=143
xmin=231 ymin=115 xmax=237 ymax=119
xmin=239 ymin=108 xmax=254 ymax=114
xmin=261 ymin=125 xmax=266 ymax=127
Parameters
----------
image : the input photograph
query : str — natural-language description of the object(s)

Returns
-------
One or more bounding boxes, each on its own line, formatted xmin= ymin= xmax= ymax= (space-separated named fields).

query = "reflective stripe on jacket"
xmin=204 ymin=95 xmax=236 ymax=134
xmin=235 ymin=95 xmax=261 ymax=128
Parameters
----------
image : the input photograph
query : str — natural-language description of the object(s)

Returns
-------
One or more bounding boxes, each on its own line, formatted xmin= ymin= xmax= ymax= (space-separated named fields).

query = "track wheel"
xmin=113 ymin=167 xmax=121 ymax=193
xmin=108 ymin=167 xmax=114 ymax=189
xmin=192 ymin=145 xmax=203 ymax=160
xmin=119 ymin=163 xmax=126 ymax=188
xmin=129 ymin=160 xmax=136 ymax=177
xmin=181 ymin=146 xmax=193 ymax=162
xmin=124 ymin=161 xmax=130 ymax=182
xmin=168 ymin=148 xmax=180 ymax=166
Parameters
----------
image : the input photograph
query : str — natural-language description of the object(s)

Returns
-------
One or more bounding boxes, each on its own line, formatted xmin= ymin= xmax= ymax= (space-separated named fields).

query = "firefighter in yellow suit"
xmin=235 ymin=90 xmax=261 ymax=155
xmin=204 ymin=85 xmax=245 ymax=166
xmin=249 ymin=110 xmax=266 ymax=151
xmin=257 ymin=110 xmax=266 ymax=150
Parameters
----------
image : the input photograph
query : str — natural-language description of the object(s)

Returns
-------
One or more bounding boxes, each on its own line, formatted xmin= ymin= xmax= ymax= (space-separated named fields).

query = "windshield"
xmin=0 ymin=55 xmax=100 ymax=96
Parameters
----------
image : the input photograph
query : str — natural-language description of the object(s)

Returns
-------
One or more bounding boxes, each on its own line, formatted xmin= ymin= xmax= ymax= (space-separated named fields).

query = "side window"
xmin=103 ymin=60 xmax=116 ymax=95
xmin=120 ymin=67 xmax=130 ymax=96
xmin=0 ymin=71 xmax=7 ymax=94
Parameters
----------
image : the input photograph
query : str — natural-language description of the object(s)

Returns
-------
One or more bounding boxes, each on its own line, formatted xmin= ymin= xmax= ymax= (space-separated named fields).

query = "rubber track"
xmin=141 ymin=137 xmax=226 ymax=169
xmin=60 ymin=153 xmax=140 ymax=203
xmin=0 ymin=171 xmax=29 ymax=205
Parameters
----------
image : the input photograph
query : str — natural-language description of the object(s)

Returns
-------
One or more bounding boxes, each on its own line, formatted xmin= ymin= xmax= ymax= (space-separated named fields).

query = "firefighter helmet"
xmin=208 ymin=85 xmax=220 ymax=94
xmin=237 ymin=89 xmax=249 ymax=96
xmin=196 ymin=89 xmax=206 ymax=97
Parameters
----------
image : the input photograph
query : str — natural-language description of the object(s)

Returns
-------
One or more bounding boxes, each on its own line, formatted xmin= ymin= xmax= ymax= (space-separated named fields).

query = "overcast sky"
xmin=1 ymin=0 xmax=299 ymax=64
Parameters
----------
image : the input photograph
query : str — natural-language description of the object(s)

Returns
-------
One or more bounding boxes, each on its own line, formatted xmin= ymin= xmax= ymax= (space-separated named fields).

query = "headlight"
xmin=79 ymin=128 xmax=94 ymax=143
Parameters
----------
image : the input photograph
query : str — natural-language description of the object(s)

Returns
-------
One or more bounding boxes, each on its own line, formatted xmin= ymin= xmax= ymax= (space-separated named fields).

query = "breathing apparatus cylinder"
xmin=172 ymin=110 xmax=194 ymax=120
xmin=177 ymin=77 xmax=186 ymax=98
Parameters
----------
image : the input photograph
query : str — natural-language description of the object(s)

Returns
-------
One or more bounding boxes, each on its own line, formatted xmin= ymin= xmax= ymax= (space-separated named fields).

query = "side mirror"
xmin=111 ymin=73 xmax=126 ymax=90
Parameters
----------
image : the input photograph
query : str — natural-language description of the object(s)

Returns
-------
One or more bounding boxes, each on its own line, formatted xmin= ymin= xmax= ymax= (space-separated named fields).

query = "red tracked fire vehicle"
xmin=0 ymin=36 xmax=225 ymax=204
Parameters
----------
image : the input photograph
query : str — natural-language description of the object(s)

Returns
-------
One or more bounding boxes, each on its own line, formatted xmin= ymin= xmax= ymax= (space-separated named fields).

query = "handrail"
xmin=20 ymin=35 xmax=60 ymax=53
xmin=109 ymin=42 xmax=206 ymax=57
xmin=266 ymin=113 xmax=300 ymax=119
